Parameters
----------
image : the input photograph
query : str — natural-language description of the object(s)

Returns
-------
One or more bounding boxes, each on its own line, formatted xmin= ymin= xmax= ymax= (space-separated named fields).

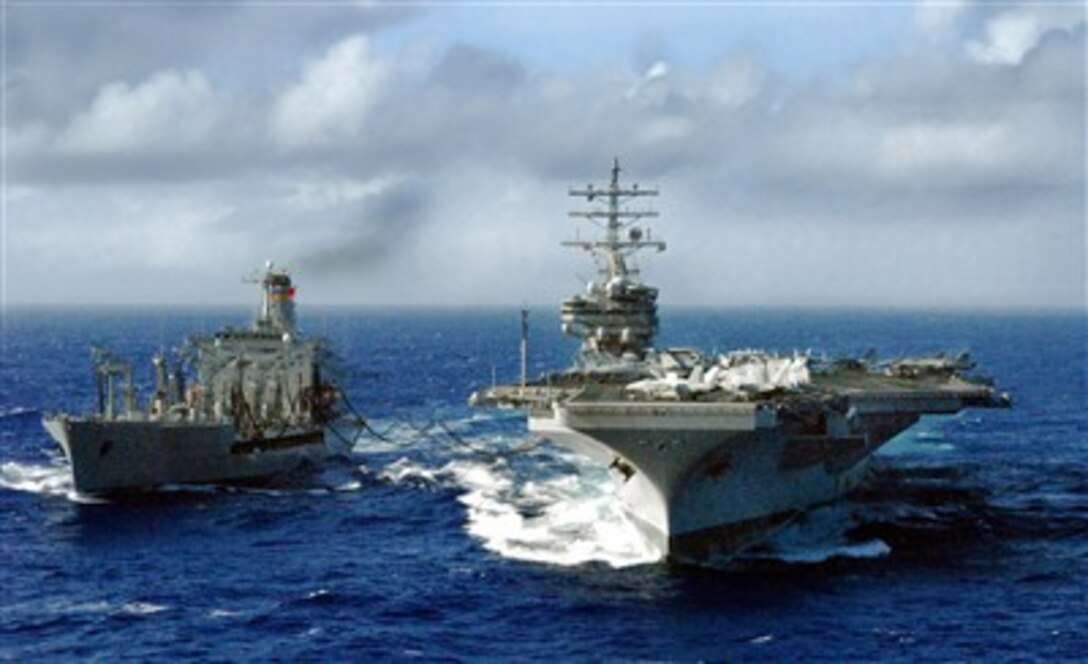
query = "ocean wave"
xmin=379 ymin=453 xmax=662 ymax=568
xmin=379 ymin=457 xmax=442 ymax=486
xmin=0 ymin=460 xmax=97 ymax=502
xmin=765 ymin=538 xmax=891 ymax=564
xmin=52 ymin=600 xmax=113 ymax=615
xmin=739 ymin=504 xmax=892 ymax=565
xmin=33 ymin=599 xmax=169 ymax=618
xmin=0 ymin=452 xmax=377 ymax=504
xmin=0 ymin=406 xmax=40 ymax=420
xmin=374 ymin=419 xmax=934 ymax=570
xmin=881 ymin=427 xmax=958 ymax=456
xmin=117 ymin=601 xmax=169 ymax=616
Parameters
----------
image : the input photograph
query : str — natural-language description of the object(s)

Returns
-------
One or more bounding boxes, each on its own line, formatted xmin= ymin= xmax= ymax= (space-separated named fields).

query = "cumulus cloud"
xmin=6 ymin=184 xmax=246 ymax=302
xmin=3 ymin=3 xmax=415 ymax=126
xmin=701 ymin=58 xmax=766 ymax=110
xmin=271 ymin=35 xmax=388 ymax=149
xmin=914 ymin=0 xmax=970 ymax=41
xmin=966 ymin=4 xmax=1085 ymax=65
xmin=3 ymin=3 xmax=1084 ymax=309
xmin=58 ymin=70 xmax=220 ymax=154
xmin=431 ymin=43 xmax=526 ymax=94
xmin=878 ymin=123 xmax=1010 ymax=180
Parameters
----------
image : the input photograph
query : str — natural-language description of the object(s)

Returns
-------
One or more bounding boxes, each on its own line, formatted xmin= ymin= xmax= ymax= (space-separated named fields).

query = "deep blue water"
xmin=1 ymin=307 xmax=1085 ymax=660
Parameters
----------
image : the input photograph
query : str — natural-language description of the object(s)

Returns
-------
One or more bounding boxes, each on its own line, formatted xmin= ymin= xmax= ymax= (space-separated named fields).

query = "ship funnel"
xmin=255 ymin=263 xmax=297 ymax=336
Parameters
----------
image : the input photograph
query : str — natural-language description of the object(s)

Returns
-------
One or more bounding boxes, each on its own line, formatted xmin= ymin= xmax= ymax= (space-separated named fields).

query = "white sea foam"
xmin=882 ymin=423 xmax=957 ymax=456
xmin=373 ymin=412 xmax=894 ymax=568
xmin=0 ymin=460 xmax=97 ymax=502
xmin=42 ymin=599 xmax=169 ymax=617
xmin=117 ymin=601 xmax=169 ymax=616
xmin=381 ymin=452 xmax=662 ymax=568
xmin=771 ymin=538 xmax=891 ymax=564
xmin=745 ymin=504 xmax=892 ymax=564
xmin=0 ymin=406 xmax=36 ymax=419
xmin=455 ymin=458 xmax=662 ymax=567
xmin=54 ymin=600 xmax=113 ymax=615
xmin=379 ymin=457 xmax=441 ymax=485
xmin=350 ymin=437 xmax=404 ymax=454
xmin=159 ymin=482 xmax=220 ymax=494
xmin=364 ymin=413 xmax=664 ymax=567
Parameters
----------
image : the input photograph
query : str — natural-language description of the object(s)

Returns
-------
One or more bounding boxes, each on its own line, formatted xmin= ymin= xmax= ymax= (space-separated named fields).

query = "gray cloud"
xmin=431 ymin=44 xmax=527 ymax=94
xmin=4 ymin=3 xmax=1084 ymax=309
xmin=295 ymin=182 xmax=431 ymax=275
xmin=5 ymin=3 xmax=416 ymax=124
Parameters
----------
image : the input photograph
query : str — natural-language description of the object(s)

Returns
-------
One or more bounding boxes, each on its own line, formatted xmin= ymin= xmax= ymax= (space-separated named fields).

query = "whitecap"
xmin=54 ymin=600 xmax=113 ymax=615
xmin=771 ymin=538 xmax=891 ymax=564
xmin=159 ymin=482 xmax=219 ymax=494
xmin=744 ymin=500 xmax=896 ymax=561
xmin=740 ymin=503 xmax=892 ymax=564
xmin=447 ymin=457 xmax=662 ymax=568
xmin=881 ymin=424 xmax=957 ymax=456
xmin=369 ymin=421 xmax=661 ymax=568
xmin=0 ymin=406 xmax=36 ymax=419
xmin=0 ymin=460 xmax=77 ymax=499
xmin=118 ymin=601 xmax=169 ymax=615
xmin=379 ymin=457 xmax=441 ymax=485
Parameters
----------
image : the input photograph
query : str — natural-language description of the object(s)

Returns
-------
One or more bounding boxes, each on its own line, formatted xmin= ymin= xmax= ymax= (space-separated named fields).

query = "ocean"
xmin=1 ymin=307 xmax=1084 ymax=660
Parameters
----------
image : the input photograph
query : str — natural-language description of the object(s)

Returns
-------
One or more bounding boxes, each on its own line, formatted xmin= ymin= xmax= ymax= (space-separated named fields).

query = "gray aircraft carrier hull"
xmin=529 ymin=386 xmax=998 ymax=563
xmin=43 ymin=416 xmax=328 ymax=495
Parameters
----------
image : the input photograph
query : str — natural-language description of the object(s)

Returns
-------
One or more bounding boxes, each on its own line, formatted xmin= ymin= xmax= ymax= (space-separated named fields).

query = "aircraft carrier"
xmin=42 ymin=263 xmax=341 ymax=495
xmin=471 ymin=160 xmax=1011 ymax=563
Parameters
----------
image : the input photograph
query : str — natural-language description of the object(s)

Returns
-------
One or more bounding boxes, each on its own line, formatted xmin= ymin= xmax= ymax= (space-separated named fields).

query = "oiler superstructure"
xmin=43 ymin=263 xmax=340 ymax=494
xmin=472 ymin=161 xmax=1011 ymax=563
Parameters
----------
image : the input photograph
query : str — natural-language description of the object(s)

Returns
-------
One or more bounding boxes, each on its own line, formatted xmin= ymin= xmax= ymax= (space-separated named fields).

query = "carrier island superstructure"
xmin=472 ymin=160 xmax=1011 ymax=563
xmin=43 ymin=263 xmax=340 ymax=494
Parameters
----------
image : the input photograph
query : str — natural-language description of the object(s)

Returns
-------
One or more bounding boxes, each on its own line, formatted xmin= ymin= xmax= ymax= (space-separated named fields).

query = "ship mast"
xmin=563 ymin=158 xmax=665 ymax=279
xmin=561 ymin=159 xmax=666 ymax=359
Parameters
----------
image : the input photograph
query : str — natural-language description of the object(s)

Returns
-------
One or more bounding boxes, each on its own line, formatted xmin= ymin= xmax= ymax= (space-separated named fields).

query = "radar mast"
xmin=561 ymin=159 xmax=666 ymax=359
xmin=564 ymin=157 xmax=665 ymax=279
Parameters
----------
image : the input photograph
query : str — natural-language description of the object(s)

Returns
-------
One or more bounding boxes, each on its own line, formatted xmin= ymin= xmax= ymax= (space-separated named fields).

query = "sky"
xmin=2 ymin=1 xmax=1085 ymax=309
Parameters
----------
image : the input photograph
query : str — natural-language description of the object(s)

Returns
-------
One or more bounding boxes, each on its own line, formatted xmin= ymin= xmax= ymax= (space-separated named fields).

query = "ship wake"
xmin=363 ymin=413 xmax=1073 ymax=571
xmin=355 ymin=414 xmax=912 ymax=569
xmin=365 ymin=415 xmax=663 ymax=568
xmin=0 ymin=460 xmax=105 ymax=503
xmin=740 ymin=504 xmax=892 ymax=565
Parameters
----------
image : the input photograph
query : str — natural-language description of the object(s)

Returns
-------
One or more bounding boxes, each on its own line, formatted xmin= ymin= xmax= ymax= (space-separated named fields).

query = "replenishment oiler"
xmin=43 ymin=263 xmax=341 ymax=495
xmin=471 ymin=160 xmax=1011 ymax=564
